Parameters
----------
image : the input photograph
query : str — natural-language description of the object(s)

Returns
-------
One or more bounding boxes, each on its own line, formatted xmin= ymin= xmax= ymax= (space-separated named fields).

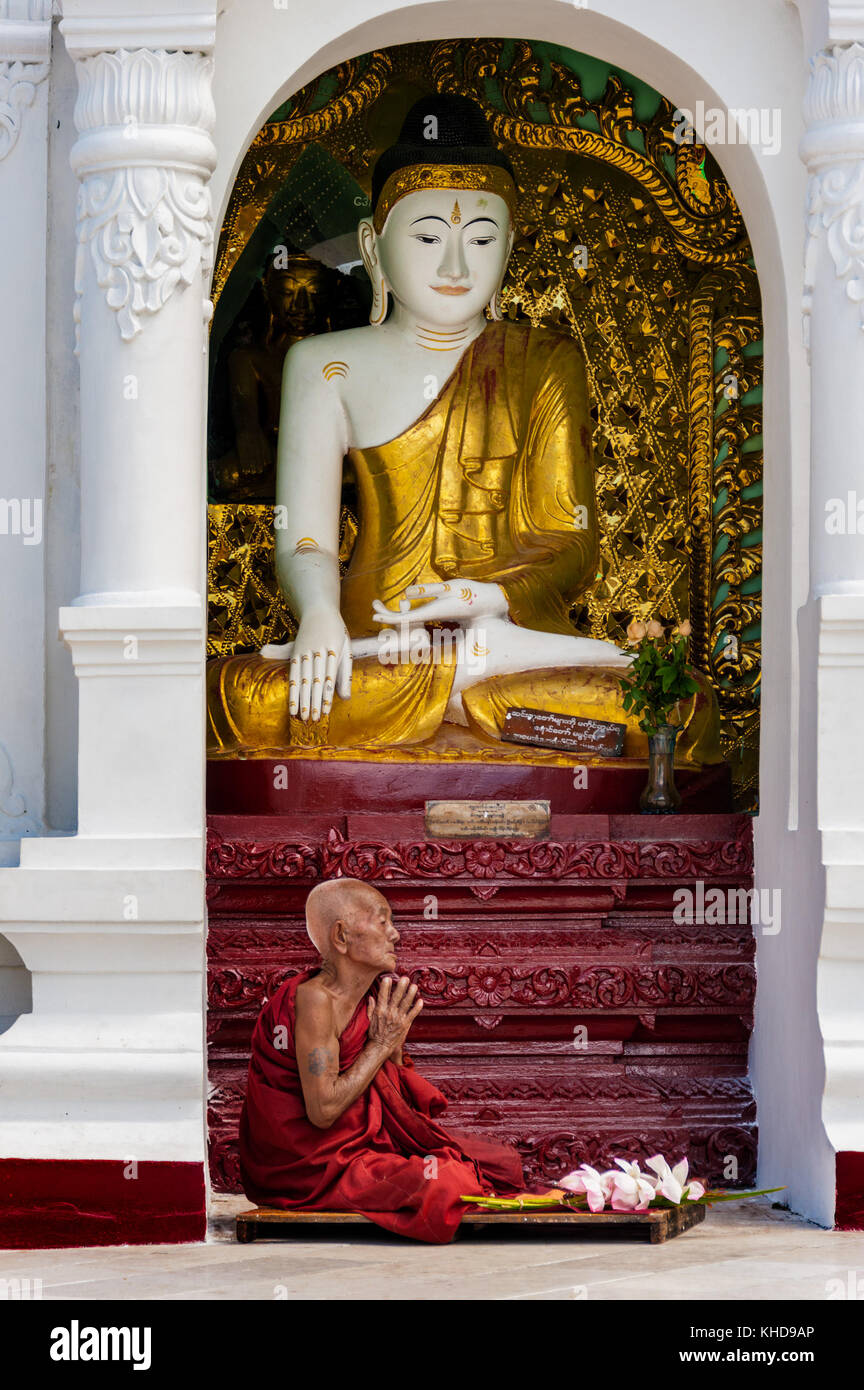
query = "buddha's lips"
xmin=431 ymin=284 xmax=471 ymax=295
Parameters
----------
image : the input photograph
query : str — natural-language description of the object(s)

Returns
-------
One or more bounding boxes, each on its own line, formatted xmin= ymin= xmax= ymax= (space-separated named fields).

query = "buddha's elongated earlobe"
xmin=369 ymin=274 xmax=390 ymax=326
xmin=358 ymin=218 xmax=389 ymax=326
xmin=486 ymin=283 xmax=505 ymax=321
xmin=487 ymin=228 xmax=513 ymax=321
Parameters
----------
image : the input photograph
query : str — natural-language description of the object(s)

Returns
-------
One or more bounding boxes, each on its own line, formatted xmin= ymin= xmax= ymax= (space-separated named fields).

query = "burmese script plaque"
xmin=424 ymin=799 xmax=550 ymax=839
xmin=502 ymin=707 xmax=626 ymax=758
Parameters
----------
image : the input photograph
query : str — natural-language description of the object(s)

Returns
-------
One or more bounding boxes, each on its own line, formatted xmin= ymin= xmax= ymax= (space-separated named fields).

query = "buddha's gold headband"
xmin=372 ymin=164 xmax=517 ymax=234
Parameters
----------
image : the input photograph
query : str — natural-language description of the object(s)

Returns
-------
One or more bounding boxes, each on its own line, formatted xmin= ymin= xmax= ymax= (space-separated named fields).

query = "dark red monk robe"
xmin=238 ymin=968 xmax=524 ymax=1244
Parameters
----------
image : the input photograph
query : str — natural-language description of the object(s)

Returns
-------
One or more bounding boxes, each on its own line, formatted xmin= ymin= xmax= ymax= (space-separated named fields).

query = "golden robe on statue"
xmin=207 ymin=321 xmax=721 ymax=763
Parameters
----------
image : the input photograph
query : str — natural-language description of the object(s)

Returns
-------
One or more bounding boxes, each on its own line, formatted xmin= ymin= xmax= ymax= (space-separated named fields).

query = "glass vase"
xmin=640 ymin=723 xmax=681 ymax=813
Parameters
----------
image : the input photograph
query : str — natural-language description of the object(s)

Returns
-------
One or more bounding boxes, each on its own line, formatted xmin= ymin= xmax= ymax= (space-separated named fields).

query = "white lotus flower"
xmin=608 ymin=1157 xmax=657 ymax=1210
xmin=559 ymin=1164 xmax=614 ymax=1212
xmin=645 ymin=1154 xmax=704 ymax=1203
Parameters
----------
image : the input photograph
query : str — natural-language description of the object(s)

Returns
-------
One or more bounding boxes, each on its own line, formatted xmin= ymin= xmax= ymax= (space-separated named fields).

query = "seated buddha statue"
xmin=207 ymin=95 xmax=720 ymax=764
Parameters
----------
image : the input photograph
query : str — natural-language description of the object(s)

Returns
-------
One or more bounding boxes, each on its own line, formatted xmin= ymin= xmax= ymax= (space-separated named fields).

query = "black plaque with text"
xmin=502 ymin=706 xmax=626 ymax=757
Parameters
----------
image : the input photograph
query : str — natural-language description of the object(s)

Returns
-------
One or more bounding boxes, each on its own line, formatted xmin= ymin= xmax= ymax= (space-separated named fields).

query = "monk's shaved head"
xmin=305 ymin=878 xmax=386 ymax=958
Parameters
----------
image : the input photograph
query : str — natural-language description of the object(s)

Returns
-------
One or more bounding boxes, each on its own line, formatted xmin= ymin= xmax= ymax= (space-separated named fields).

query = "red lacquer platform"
xmin=207 ymin=756 xmax=755 ymax=1193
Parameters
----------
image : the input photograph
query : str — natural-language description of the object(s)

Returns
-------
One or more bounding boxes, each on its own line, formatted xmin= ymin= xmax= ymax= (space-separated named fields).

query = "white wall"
xmin=0 ymin=0 xmax=51 ymax=864
xmin=43 ymin=27 xmax=81 ymax=836
xmin=0 ymin=12 xmax=80 ymax=849
xmin=0 ymin=3 xmax=210 ymax=1170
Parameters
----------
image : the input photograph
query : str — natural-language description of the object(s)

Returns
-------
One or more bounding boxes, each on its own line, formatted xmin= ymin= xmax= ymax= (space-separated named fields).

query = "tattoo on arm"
xmin=307 ymin=1046 xmax=332 ymax=1076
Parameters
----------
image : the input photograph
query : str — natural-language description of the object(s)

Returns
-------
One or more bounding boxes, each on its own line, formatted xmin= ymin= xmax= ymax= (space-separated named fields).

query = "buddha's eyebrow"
xmin=464 ymin=217 xmax=499 ymax=228
xmin=410 ymin=215 xmax=449 ymax=227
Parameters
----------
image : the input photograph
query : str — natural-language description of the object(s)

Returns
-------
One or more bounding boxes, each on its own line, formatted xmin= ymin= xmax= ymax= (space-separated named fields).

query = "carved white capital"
xmin=0 ymin=0 xmax=50 ymax=161
xmin=802 ymin=44 xmax=864 ymax=344
xmin=69 ymin=47 xmax=216 ymax=343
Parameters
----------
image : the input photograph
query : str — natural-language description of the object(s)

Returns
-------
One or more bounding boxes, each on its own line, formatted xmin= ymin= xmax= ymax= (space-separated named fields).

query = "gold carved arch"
xmin=208 ymin=40 xmax=762 ymax=808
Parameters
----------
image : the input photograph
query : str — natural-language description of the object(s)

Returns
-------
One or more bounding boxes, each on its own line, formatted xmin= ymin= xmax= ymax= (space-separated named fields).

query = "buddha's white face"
xmin=366 ymin=187 xmax=512 ymax=326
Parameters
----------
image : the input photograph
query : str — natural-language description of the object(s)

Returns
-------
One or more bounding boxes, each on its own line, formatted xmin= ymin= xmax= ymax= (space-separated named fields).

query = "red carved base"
xmin=207 ymin=757 xmax=756 ymax=1195
xmin=0 ymin=1160 xmax=206 ymax=1249
xmin=208 ymin=756 xmax=733 ymax=817
xmin=836 ymin=1151 xmax=864 ymax=1230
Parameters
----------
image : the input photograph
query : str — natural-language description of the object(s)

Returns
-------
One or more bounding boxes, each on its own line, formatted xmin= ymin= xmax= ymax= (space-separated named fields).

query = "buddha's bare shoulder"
xmin=283 ymin=325 xmax=381 ymax=379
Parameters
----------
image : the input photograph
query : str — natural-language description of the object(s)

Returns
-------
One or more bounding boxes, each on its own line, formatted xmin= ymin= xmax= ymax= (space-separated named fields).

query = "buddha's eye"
xmin=469 ymin=236 xmax=496 ymax=247
xmin=412 ymin=233 xmax=441 ymax=245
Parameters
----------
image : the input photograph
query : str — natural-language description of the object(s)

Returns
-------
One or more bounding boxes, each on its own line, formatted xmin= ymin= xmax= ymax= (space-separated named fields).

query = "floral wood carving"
xmin=206 ymin=825 xmax=753 ymax=882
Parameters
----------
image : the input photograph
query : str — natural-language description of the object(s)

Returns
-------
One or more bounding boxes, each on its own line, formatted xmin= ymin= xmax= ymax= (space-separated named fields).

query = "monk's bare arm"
xmin=295 ymin=989 xmax=388 ymax=1130
xmin=295 ymin=977 xmax=422 ymax=1130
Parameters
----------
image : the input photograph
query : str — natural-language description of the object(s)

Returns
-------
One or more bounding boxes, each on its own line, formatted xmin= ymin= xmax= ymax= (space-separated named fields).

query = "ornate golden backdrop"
xmin=207 ymin=40 xmax=762 ymax=809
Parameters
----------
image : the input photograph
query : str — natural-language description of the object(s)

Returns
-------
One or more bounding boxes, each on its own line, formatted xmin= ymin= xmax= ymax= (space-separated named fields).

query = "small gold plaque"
xmin=424 ymin=799 xmax=550 ymax=839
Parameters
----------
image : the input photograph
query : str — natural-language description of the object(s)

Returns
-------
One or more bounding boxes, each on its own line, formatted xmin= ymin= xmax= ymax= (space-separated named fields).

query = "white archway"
xmin=208 ymin=0 xmax=829 ymax=1220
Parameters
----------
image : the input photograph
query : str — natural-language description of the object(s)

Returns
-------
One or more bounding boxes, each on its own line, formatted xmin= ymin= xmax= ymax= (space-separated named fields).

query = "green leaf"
xmin=699 ymin=1186 xmax=786 ymax=1203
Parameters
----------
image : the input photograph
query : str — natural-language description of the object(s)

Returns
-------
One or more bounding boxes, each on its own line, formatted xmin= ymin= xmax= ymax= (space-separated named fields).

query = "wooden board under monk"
xmin=236 ymin=1203 xmax=706 ymax=1245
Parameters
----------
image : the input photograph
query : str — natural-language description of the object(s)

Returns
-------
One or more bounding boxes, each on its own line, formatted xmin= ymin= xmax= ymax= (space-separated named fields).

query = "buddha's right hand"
xmin=372 ymin=580 xmax=510 ymax=627
xmin=288 ymin=608 xmax=353 ymax=721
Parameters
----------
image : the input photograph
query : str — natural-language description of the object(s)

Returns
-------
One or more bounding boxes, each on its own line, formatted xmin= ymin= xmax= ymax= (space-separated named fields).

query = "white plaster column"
xmin=61 ymin=28 xmax=215 ymax=845
xmin=801 ymin=41 xmax=864 ymax=1167
xmin=0 ymin=1 xmax=52 ymax=864
xmin=0 ymin=3 xmax=216 ymax=1177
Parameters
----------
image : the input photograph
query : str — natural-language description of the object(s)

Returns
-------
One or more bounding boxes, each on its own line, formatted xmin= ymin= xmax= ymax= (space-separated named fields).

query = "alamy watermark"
xmin=673 ymin=102 xmax=781 ymax=158
xmin=0 ymin=1277 xmax=43 ymax=1300
xmin=673 ymin=880 xmax=781 ymax=935
xmin=377 ymin=613 xmax=489 ymax=676
xmin=0 ymin=498 xmax=42 ymax=545
xmin=825 ymin=492 xmax=864 ymax=534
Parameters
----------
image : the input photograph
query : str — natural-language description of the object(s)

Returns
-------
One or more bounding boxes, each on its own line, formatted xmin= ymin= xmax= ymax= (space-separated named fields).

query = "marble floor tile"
xmin=1 ymin=1197 xmax=861 ymax=1301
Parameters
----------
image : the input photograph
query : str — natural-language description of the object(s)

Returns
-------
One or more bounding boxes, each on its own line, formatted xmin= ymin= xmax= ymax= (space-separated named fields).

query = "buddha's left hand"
xmin=372 ymin=580 xmax=509 ymax=628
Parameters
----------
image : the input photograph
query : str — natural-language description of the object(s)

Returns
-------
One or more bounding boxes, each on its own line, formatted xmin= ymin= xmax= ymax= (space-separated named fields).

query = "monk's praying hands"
xmin=367 ymin=974 xmax=423 ymax=1066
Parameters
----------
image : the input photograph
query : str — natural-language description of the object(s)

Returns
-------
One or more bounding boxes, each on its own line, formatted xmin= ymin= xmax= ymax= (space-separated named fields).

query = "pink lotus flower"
xmin=626 ymin=619 xmax=647 ymax=643
xmin=645 ymin=1154 xmax=704 ymax=1203
xmin=559 ymin=1164 xmax=614 ymax=1213
xmin=646 ymin=619 xmax=664 ymax=639
xmin=609 ymin=1158 xmax=657 ymax=1211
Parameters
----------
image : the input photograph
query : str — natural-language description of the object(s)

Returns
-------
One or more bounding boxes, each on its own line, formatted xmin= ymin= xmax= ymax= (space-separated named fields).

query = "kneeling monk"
xmin=238 ymin=878 xmax=525 ymax=1243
